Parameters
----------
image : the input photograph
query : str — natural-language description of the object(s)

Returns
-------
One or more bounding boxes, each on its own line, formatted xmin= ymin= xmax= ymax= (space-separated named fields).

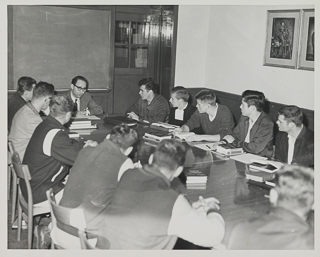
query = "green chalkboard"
xmin=10 ymin=5 xmax=113 ymax=90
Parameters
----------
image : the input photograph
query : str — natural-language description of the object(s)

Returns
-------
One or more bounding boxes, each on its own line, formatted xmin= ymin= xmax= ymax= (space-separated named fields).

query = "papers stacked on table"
xmin=69 ymin=120 xmax=97 ymax=130
xmin=216 ymin=141 xmax=244 ymax=156
xmin=184 ymin=168 xmax=208 ymax=190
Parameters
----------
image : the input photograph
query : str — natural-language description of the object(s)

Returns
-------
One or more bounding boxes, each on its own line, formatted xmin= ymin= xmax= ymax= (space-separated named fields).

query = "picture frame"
xmin=264 ymin=10 xmax=301 ymax=69
xmin=297 ymin=9 xmax=314 ymax=71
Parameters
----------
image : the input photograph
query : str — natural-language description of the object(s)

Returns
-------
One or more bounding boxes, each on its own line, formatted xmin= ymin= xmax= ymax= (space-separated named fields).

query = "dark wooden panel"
xmin=186 ymin=88 xmax=314 ymax=132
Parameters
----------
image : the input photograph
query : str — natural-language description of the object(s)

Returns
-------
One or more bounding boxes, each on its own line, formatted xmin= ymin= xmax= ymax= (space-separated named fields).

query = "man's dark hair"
xmin=50 ymin=94 xmax=74 ymax=118
xmin=152 ymin=139 xmax=187 ymax=172
xmin=274 ymin=165 xmax=314 ymax=209
xmin=241 ymin=90 xmax=265 ymax=112
xmin=195 ymin=89 xmax=216 ymax=106
xmin=171 ymin=86 xmax=190 ymax=102
xmin=138 ymin=78 xmax=159 ymax=94
xmin=33 ymin=81 xmax=55 ymax=99
xmin=278 ymin=105 xmax=303 ymax=127
xmin=71 ymin=75 xmax=89 ymax=89
xmin=109 ymin=124 xmax=138 ymax=150
xmin=17 ymin=76 xmax=36 ymax=95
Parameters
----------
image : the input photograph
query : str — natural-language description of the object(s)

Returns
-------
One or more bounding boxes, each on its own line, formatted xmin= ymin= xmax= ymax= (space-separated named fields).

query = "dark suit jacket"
xmin=61 ymin=90 xmax=103 ymax=115
xmin=231 ymin=111 xmax=274 ymax=157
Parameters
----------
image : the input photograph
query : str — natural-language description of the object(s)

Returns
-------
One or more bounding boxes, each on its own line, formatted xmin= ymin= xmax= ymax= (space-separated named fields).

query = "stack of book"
xmin=69 ymin=119 xmax=97 ymax=132
xmin=184 ymin=169 xmax=208 ymax=190
xmin=150 ymin=122 xmax=180 ymax=133
xmin=216 ymin=141 xmax=244 ymax=156
xmin=246 ymin=160 xmax=281 ymax=189
xmin=143 ymin=131 xmax=172 ymax=142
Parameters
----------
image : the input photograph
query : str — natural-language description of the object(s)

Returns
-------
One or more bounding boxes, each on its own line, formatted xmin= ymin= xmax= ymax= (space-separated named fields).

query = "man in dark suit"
xmin=62 ymin=75 xmax=103 ymax=116
xmin=223 ymin=90 xmax=274 ymax=157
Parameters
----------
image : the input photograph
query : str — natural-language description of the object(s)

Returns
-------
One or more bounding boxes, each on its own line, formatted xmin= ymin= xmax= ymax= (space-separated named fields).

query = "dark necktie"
xmin=73 ymin=99 xmax=78 ymax=113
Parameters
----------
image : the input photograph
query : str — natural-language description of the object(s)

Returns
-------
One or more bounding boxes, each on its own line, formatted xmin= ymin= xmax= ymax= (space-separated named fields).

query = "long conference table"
xmin=74 ymin=117 xmax=272 ymax=246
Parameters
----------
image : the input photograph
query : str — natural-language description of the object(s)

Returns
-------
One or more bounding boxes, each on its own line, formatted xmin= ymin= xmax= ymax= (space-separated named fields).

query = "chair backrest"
xmin=78 ymin=230 xmax=96 ymax=250
xmin=11 ymin=157 xmax=32 ymax=214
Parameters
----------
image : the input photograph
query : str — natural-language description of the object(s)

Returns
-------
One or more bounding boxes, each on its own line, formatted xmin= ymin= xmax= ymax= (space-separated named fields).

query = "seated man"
xmin=178 ymin=89 xmax=234 ymax=141
xmin=59 ymin=124 xmax=138 ymax=226
xmin=275 ymin=105 xmax=314 ymax=167
xmin=62 ymin=75 xmax=103 ymax=116
xmin=21 ymin=95 xmax=97 ymax=206
xmin=126 ymin=77 xmax=170 ymax=123
xmin=9 ymin=81 xmax=54 ymax=160
xmin=223 ymin=90 xmax=274 ymax=157
xmin=168 ymin=86 xmax=197 ymax=126
xmin=8 ymin=76 xmax=36 ymax=131
xmin=99 ymin=139 xmax=225 ymax=249
xmin=228 ymin=164 xmax=314 ymax=250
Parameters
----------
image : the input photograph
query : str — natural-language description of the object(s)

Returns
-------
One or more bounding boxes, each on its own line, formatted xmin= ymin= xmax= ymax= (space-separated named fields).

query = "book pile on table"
xmin=69 ymin=119 xmax=97 ymax=134
xmin=184 ymin=168 xmax=208 ymax=190
xmin=150 ymin=122 xmax=180 ymax=133
xmin=216 ymin=140 xmax=244 ymax=156
xmin=143 ymin=131 xmax=172 ymax=142
xmin=246 ymin=160 xmax=282 ymax=189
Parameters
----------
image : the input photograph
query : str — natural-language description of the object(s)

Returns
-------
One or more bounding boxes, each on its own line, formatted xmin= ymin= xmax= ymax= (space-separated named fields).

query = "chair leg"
xmin=28 ymin=215 xmax=33 ymax=249
xmin=11 ymin=174 xmax=17 ymax=224
xmin=7 ymin=165 xmax=11 ymax=200
xmin=17 ymin=204 xmax=22 ymax=241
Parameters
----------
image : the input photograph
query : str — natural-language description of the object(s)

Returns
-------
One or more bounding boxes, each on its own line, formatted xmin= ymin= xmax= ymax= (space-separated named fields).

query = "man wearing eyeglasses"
xmin=62 ymin=75 xmax=103 ymax=116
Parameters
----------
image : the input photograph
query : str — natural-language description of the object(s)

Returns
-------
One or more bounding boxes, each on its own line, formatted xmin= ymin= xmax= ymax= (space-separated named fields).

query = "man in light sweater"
xmin=9 ymin=81 xmax=54 ymax=160
xmin=98 ymin=139 xmax=225 ymax=249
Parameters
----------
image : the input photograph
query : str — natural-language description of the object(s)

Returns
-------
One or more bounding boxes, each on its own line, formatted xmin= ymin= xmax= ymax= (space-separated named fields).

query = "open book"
xmin=174 ymin=132 xmax=195 ymax=140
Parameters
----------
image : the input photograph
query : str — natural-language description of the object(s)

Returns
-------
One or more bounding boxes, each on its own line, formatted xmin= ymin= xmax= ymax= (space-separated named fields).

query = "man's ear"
xmin=269 ymin=188 xmax=278 ymax=207
xmin=123 ymin=146 xmax=133 ymax=156
xmin=70 ymin=84 xmax=74 ymax=90
xmin=106 ymin=134 xmax=110 ymax=139
xmin=173 ymin=166 xmax=184 ymax=178
xmin=148 ymin=154 xmax=154 ymax=165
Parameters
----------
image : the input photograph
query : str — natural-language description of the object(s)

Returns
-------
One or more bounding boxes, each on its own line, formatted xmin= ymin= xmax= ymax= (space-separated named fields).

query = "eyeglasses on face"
xmin=73 ymin=84 xmax=87 ymax=92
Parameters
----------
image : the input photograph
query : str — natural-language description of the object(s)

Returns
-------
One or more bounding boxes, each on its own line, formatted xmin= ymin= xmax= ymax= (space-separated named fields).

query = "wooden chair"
xmin=11 ymin=154 xmax=51 ymax=249
xmin=46 ymin=188 xmax=110 ymax=250
xmin=8 ymin=141 xmax=19 ymax=224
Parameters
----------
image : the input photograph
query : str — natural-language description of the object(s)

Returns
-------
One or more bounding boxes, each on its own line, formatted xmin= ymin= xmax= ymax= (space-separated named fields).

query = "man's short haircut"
xmin=50 ymin=95 xmax=74 ymax=118
xmin=278 ymin=105 xmax=303 ymax=127
xmin=171 ymin=86 xmax=190 ymax=102
xmin=152 ymin=139 xmax=187 ymax=172
xmin=138 ymin=77 xmax=159 ymax=94
xmin=109 ymin=124 xmax=138 ymax=150
xmin=33 ymin=81 xmax=55 ymax=99
xmin=195 ymin=89 xmax=216 ymax=106
xmin=242 ymin=90 xmax=265 ymax=112
xmin=17 ymin=76 xmax=36 ymax=95
xmin=274 ymin=165 xmax=314 ymax=209
xmin=71 ymin=75 xmax=89 ymax=88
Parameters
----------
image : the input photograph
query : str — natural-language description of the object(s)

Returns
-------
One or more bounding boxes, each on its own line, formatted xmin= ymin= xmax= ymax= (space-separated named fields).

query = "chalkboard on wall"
xmin=11 ymin=6 xmax=112 ymax=90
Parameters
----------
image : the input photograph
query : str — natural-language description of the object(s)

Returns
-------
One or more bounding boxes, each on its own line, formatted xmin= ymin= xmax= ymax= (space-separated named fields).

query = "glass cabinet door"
xmin=115 ymin=20 xmax=150 ymax=68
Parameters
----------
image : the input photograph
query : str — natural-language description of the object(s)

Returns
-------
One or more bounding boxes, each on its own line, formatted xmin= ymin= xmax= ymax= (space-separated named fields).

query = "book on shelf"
xmin=246 ymin=169 xmax=276 ymax=182
xmin=143 ymin=131 xmax=172 ymax=142
xmin=216 ymin=141 xmax=244 ymax=156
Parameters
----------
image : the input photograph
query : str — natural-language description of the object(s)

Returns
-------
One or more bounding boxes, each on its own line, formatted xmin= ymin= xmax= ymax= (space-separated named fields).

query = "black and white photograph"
xmin=3 ymin=0 xmax=318 ymax=256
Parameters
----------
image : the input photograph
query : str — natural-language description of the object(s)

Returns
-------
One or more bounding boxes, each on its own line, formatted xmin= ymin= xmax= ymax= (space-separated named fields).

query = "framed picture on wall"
xmin=297 ymin=9 xmax=314 ymax=71
xmin=264 ymin=10 xmax=301 ymax=69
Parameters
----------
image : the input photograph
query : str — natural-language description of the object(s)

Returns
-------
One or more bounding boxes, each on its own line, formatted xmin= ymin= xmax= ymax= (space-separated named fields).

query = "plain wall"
xmin=175 ymin=5 xmax=314 ymax=110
